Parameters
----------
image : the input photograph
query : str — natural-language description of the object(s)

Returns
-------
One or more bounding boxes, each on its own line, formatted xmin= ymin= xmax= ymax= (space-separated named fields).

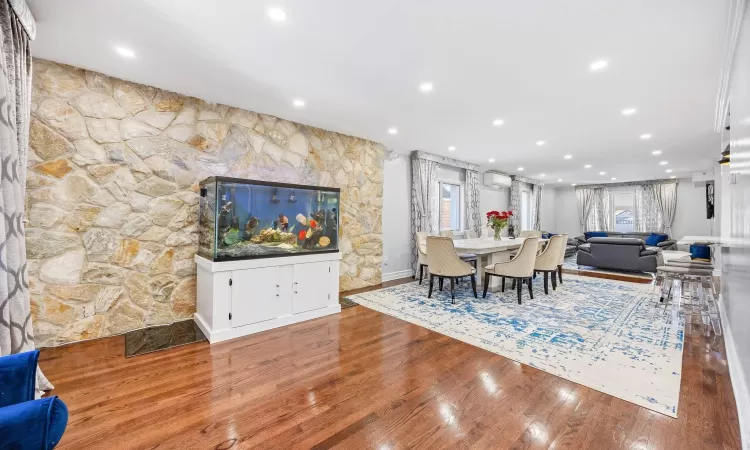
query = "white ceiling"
xmin=27 ymin=0 xmax=729 ymax=186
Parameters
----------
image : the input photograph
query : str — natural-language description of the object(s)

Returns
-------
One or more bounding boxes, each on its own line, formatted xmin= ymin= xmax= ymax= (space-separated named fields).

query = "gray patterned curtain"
xmin=531 ymin=184 xmax=543 ymax=230
xmin=575 ymin=187 xmax=595 ymax=232
xmin=411 ymin=155 xmax=438 ymax=273
xmin=465 ymin=169 xmax=481 ymax=235
xmin=509 ymin=179 xmax=521 ymax=232
xmin=655 ymin=182 xmax=677 ymax=236
xmin=0 ymin=0 xmax=51 ymax=393
xmin=576 ymin=187 xmax=610 ymax=231
xmin=634 ymin=185 xmax=663 ymax=232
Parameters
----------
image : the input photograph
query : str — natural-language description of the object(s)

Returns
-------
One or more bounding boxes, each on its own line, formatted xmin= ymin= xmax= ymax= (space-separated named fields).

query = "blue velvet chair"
xmin=0 ymin=350 xmax=67 ymax=449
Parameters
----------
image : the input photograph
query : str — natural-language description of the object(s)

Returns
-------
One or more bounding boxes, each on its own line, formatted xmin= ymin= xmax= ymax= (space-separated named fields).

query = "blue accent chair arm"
xmin=0 ymin=350 xmax=39 ymax=407
xmin=0 ymin=396 xmax=68 ymax=450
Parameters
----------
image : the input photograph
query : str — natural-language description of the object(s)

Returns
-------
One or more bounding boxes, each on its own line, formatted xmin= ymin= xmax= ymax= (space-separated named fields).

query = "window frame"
xmin=438 ymin=180 xmax=465 ymax=232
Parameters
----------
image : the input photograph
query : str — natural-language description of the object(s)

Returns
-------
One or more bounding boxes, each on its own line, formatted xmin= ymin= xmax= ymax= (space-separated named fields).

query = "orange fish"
xmin=309 ymin=219 xmax=317 ymax=229
xmin=298 ymin=230 xmax=306 ymax=240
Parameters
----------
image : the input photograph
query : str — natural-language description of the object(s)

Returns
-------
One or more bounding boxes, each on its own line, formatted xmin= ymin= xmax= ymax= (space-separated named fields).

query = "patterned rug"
xmin=562 ymin=254 xmax=655 ymax=280
xmin=345 ymin=274 xmax=684 ymax=417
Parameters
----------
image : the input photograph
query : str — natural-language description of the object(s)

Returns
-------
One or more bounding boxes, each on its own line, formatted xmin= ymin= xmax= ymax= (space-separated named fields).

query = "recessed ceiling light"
xmin=114 ymin=46 xmax=135 ymax=58
xmin=419 ymin=82 xmax=434 ymax=93
xmin=388 ymin=127 xmax=398 ymax=135
xmin=488 ymin=158 xmax=495 ymax=163
xmin=492 ymin=118 xmax=504 ymax=127
xmin=665 ymin=169 xmax=673 ymax=173
xmin=539 ymin=173 xmax=546 ymax=177
xmin=599 ymin=171 xmax=606 ymax=175
xmin=589 ymin=59 xmax=608 ymax=71
xmin=659 ymin=161 xmax=668 ymax=165
xmin=621 ymin=108 xmax=637 ymax=116
xmin=536 ymin=140 xmax=546 ymax=146
xmin=584 ymin=164 xmax=592 ymax=169
xmin=517 ymin=167 xmax=524 ymax=171
xmin=670 ymin=175 xmax=676 ymax=179
xmin=448 ymin=146 xmax=456 ymax=152
xmin=557 ymin=179 xmax=563 ymax=182
xmin=640 ymin=134 xmax=652 ymax=140
xmin=564 ymin=154 xmax=572 ymax=159
xmin=267 ymin=7 xmax=287 ymax=22
xmin=611 ymin=177 xmax=617 ymax=180
xmin=571 ymin=183 xmax=577 ymax=186
xmin=292 ymin=98 xmax=305 ymax=108
xmin=652 ymin=150 xmax=663 ymax=155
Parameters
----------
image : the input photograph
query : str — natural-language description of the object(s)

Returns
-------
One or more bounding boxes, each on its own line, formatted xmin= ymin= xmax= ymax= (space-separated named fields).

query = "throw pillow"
xmin=584 ymin=231 xmax=607 ymax=240
xmin=644 ymin=233 xmax=668 ymax=246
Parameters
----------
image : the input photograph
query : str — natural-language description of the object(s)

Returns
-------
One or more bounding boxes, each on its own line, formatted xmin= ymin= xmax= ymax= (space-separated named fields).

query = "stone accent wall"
xmin=27 ymin=60 xmax=384 ymax=346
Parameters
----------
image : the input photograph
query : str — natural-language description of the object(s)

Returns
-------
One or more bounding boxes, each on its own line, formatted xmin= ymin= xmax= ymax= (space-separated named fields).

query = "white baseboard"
xmin=382 ymin=269 xmax=414 ymax=282
xmin=719 ymin=296 xmax=750 ymax=450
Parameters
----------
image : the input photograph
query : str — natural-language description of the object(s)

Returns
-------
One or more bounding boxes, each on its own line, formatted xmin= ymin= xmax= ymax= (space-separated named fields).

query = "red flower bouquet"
xmin=486 ymin=210 xmax=513 ymax=240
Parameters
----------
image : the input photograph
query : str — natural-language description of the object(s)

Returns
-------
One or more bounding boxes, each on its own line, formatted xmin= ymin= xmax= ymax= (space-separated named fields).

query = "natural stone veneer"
xmin=28 ymin=60 xmax=384 ymax=346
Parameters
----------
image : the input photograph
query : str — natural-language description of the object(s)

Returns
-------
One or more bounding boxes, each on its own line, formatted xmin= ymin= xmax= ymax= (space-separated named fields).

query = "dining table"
xmin=452 ymin=236 xmax=547 ymax=292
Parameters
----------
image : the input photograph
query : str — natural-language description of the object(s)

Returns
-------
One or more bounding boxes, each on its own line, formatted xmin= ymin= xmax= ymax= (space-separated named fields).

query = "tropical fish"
xmin=318 ymin=236 xmax=330 ymax=247
xmin=296 ymin=213 xmax=307 ymax=226
xmin=244 ymin=216 xmax=259 ymax=236
xmin=308 ymin=219 xmax=318 ymax=229
xmin=298 ymin=230 xmax=307 ymax=240
xmin=278 ymin=214 xmax=289 ymax=231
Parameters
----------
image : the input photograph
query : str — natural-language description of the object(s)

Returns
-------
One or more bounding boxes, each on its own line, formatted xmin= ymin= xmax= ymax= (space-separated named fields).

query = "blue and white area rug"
xmin=346 ymin=274 xmax=684 ymax=417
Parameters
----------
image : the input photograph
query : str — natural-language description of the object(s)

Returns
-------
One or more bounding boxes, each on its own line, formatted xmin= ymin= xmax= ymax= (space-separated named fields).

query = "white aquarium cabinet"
xmin=194 ymin=252 xmax=341 ymax=343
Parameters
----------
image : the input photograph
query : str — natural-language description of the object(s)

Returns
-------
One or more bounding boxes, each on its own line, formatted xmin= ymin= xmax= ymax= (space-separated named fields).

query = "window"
xmin=520 ymin=190 xmax=531 ymax=230
xmin=439 ymin=182 xmax=461 ymax=231
xmin=613 ymin=191 xmax=635 ymax=232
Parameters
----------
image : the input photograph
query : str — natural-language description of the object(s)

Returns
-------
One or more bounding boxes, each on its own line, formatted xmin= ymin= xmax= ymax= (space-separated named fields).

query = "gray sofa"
xmin=576 ymin=237 xmax=664 ymax=272
xmin=575 ymin=231 xmax=676 ymax=250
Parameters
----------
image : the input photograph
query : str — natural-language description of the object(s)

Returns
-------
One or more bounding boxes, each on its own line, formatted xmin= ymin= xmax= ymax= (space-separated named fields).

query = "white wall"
xmin=540 ymin=187 xmax=557 ymax=231
xmin=671 ymin=181 xmax=714 ymax=240
xmin=381 ymin=156 xmax=413 ymax=280
xmin=556 ymin=187 xmax=582 ymax=237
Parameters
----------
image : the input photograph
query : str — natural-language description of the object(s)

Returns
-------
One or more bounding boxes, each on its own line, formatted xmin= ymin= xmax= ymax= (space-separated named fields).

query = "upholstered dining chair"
xmin=465 ymin=230 xmax=478 ymax=239
xmin=555 ymin=234 xmax=569 ymax=284
xmin=534 ymin=235 xmax=567 ymax=294
xmin=416 ymin=231 xmax=430 ymax=285
xmin=519 ymin=230 xmax=543 ymax=238
xmin=426 ymin=236 xmax=477 ymax=303
xmin=483 ymin=237 xmax=540 ymax=304
xmin=439 ymin=230 xmax=454 ymax=238
xmin=437 ymin=230 xmax=478 ymax=269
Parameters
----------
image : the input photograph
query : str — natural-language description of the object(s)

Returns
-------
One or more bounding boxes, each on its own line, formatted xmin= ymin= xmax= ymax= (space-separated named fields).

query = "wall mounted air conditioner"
xmin=483 ymin=172 xmax=512 ymax=188
xmin=691 ymin=170 xmax=714 ymax=187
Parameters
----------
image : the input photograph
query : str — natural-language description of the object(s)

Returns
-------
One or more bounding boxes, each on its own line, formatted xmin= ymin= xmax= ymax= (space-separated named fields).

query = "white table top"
xmin=676 ymin=235 xmax=722 ymax=245
xmin=453 ymin=237 xmax=544 ymax=255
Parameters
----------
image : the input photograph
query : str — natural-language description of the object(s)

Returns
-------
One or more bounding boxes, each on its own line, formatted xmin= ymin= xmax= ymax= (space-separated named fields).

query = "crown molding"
xmin=714 ymin=0 xmax=748 ymax=132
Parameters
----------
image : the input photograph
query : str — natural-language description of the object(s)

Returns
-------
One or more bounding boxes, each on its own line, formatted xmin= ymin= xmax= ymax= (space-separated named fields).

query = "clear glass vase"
xmin=493 ymin=228 xmax=503 ymax=240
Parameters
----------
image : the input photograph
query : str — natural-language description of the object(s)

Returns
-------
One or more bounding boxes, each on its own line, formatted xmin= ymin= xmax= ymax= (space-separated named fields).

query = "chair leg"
xmin=557 ymin=265 xmax=563 ymax=284
xmin=419 ymin=265 xmax=424 ymax=285
xmin=428 ymin=274 xmax=435 ymax=298
xmin=528 ymin=277 xmax=534 ymax=299
xmin=501 ymin=277 xmax=505 ymax=293
xmin=516 ymin=278 xmax=522 ymax=304
xmin=551 ymin=272 xmax=557 ymax=290
xmin=483 ymin=273 xmax=490 ymax=298
xmin=511 ymin=279 xmax=516 ymax=290
xmin=450 ymin=278 xmax=455 ymax=304
xmin=533 ymin=271 xmax=537 ymax=279
xmin=544 ymin=271 xmax=549 ymax=295
xmin=439 ymin=277 xmax=444 ymax=291
xmin=470 ymin=274 xmax=477 ymax=298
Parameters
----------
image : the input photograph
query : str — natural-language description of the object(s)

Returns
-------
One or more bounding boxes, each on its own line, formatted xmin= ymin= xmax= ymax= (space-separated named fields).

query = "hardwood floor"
xmin=39 ymin=275 xmax=741 ymax=449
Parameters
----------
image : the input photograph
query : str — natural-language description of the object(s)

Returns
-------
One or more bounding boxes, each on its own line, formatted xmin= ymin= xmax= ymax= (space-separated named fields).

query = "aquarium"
xmin=198 ymin=177 xmax=340 ymax=261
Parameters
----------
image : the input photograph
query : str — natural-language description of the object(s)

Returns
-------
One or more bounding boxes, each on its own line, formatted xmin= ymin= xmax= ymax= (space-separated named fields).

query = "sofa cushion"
xmin=584 ymin=231 xmax=608 ymax=240
xmin=578 ymin=243 xmax=591 ymax=253
xmin=644 ymin=233 xmax=668 ymax=246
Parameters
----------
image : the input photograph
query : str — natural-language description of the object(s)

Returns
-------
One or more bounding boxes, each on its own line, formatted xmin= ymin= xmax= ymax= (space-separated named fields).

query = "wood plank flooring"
xmin=38 ymin=275 xmax=742 ymax=449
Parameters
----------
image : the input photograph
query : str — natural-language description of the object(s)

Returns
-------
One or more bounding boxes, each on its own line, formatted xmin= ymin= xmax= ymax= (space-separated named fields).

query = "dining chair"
xmin=519 ymin=230 xmax=543 ymax=238
xmin=465 ymin=230 xmax=478 ymax=239
xmin=482 ymin=237 xmax=540 ymax=304
xmin=534 ymin=235 xmax=567 ymax=294
xmin=439 ymin=230 xmax=454 ymax=238
xmin=437 ymin=230 xmax=477 ymax=269
xmin=415 ymin=231 xmax=430 ymax=285
xmin=555 ymin=234 xmax=569 ymax=284
xmin=426 ymin=236 xmax=477 ymax=303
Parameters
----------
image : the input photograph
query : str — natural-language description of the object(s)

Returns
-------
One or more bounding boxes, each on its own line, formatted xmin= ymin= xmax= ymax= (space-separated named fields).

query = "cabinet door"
xmin=231 ymin=267 xmax=286 ymax=327
xmin=293 ymin=262 xmax=331 ymax=314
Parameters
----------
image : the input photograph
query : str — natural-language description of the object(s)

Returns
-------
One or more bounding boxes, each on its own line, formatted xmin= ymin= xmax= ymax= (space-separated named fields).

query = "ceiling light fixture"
xmin=292 ymin=98 xmax=305 ymax=108
xmin=589 ymin=59 xmax=608 ymax=71
xmin=665 ymin=169 xmax=673 ymax=173
xmin=114 ymin=46 xmax=135 ymax=58
xmin=659 ymin=161 xmax=668 ymax=165
xmin=621 ymin=107 xmax=637 ymax=116
xmin=670 ymin=175 xmax=676 ymax=179
xmin=387 ymin=127 xmax=398 ymax=135
xmin=419 ymin=82 xmax=434 ymax=93
xmin=539 ymin=173 xmax=546 ymax=177
xmin=611 ymin=177 xmax=617 ymax=180
xmin=492 ymin=118 xmax=504 ymax=127
xmin=652 ymin=150 xmax=663 ymax=155
xmin=448 ymin=146 xmax=456 ymax=152
xmin=584 ymin=164 xmax=592 ymax=169
xmin=266 ymin=7 xmax=288 ymax=22
xmin=564 ymin=154 xmax=572 ymax=159
xmin=571 ymin=183 xmax=577 ymax=186
xmin=536 ymin=140 xmax=546 ymax=146
xmin=488 ymin=158 xmax=495 ymax=163
xmin=640 ymin=134 xmax=652 ymax=140
xmin=517 ymin=167 xmax=524 ymax=171
xmin=599 ymin=171 xmax=606 ymax=175
xmin=557 ymin=179 xmax=563 ymax=182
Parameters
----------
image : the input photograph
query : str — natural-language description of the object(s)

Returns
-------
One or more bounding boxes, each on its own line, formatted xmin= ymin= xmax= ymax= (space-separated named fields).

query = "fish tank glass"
xmin=198 ymin=177 xmax=340 ymax=261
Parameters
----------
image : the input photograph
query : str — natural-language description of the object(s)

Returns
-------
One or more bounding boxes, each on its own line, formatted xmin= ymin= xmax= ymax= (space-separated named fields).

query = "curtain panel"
xmin=465 ymin=169 xmax=481 ymax=236
xmin=531 ymin=184 xmax=543 ymax=230
xmin=634 ymin=185 xmax=662 ymax=232
xmin=575 ymin=187 xmax=611 ymax=232
xmin=0 ymin=0 xmax=52 ymax=393
xmin=411 ymin=155 xmax=439 ymax=273
xmin=509 ymin=179 xmax=521 ymax=232
xmin=655 ymin=182 xmax=678 ymax=236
